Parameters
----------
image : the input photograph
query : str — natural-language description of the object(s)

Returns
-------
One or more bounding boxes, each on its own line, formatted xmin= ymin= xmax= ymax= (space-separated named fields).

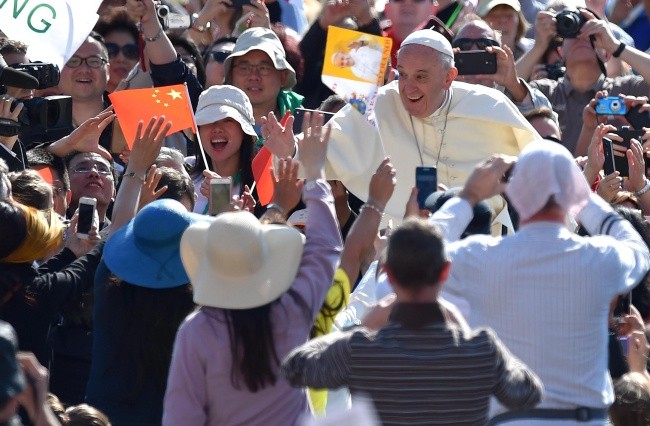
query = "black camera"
xmin=9 ymin=62 xmax=59 ymax=90
xmin=12 ymin=96 xmax=72 ymax=135
xmin=544 ymin=61 xmax=566 ymax=80
xmin=555 ymin=10 xmax=586 ymax=39
xmin=156 ymin=4 xmax=192 ymax=30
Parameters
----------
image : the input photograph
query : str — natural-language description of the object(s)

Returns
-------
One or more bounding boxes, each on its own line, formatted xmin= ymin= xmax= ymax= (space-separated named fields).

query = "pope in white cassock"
xmin=264 ymin=29 xmax=540 ymax=231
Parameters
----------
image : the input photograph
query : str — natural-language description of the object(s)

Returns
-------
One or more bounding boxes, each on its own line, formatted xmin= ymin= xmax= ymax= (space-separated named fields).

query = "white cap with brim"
xmin=477 ymin=0 xmax=521 ymax=17
xmin=400 ymin=29 xmax=454 ymax=58
xmin=223 ymin=27 xmax=297 ymax=90
xmin=194 ymin=85 xmax=258 ymax=140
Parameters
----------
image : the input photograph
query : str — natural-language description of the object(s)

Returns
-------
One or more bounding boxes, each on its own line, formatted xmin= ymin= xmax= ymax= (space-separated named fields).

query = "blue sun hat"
xmin=104 ymin=199 xmax=213 ymax=288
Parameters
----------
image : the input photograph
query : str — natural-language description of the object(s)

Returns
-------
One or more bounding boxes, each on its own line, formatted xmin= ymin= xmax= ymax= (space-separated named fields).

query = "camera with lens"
xmin=156 ymin=4 xmax=192 ymax=31
xmin=9 ymin=96 xmax=73 ymax=140
xmin=544 ymin=61 xmax=566 ymax=80
xmin=555 ymin=9 xmax=586 ymax=39
xmin=9 ymin=62 xmax=59 ymax=90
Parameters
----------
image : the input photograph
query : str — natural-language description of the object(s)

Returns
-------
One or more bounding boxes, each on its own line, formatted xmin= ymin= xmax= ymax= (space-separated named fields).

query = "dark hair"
xmin=386 ymin=218 xmax=447 ymax=287
xmin=610 ymin=375 xmax=650 ymax=425
xmin=93 ymin=6 xmax=139 ymax=45
xmin=224 ymin=304 xmax=280 ymax=392
xmin=0 ymin=201 xmax=27 ymax=260
xmin=155 ymin=166 xmax=196 ymax=211
xmin=27 ymin=148 xmax=70 ymax=192
xmin=522 ymin=107 xmax=556 ymax=123
xmin=319 ymin=95 xmax=347 ymax=114
xmin=271 ymin=23 xmax=304 ymax=85
xmin=66 ymin=403 xmax=111 ymax=426
xmin=107 ymin=275 xmax=194 ymax=400
xmin=64 ymin=151 xmax=118 ymax=183
xmin=190 ymin=134 xmax=255 ymax=195
xmin=87 ymin=31 xmax=109 ymax=59
xmin=0 ymin=38 xmax=28 ymax=56
xmin=168 ymin=33 xmax=207 ymax=87
xmin=8 ymin=170 xmax=52 ymax=211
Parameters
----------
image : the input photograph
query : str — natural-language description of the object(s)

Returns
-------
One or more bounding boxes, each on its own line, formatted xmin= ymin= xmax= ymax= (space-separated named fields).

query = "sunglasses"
xmin=207 ymin=50 xmax=231 ymax=63
xmin=105 ymin=42 xmax=139 ymax=60
xmin=452 ymin=38 xmax=500 ymax=51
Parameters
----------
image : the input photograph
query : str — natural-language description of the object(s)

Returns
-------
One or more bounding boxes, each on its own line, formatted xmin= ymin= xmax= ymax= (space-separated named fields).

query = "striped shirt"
xmin=281 ymin=302 xmax=542 ymax=425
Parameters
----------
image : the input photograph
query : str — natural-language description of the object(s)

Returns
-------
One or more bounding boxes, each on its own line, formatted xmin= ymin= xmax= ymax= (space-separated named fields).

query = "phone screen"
xmin=209 ymin=180 xmax=232 ymax=216
xmin=602 ymin=137 xmax=616 ymax=176
xmin=454 ymin=51 xmax=497 ymax=75
xmin=416 ymin=167 xmax=437 ymax=209
xmin=77 ymin=202 xmax=95 ymax=235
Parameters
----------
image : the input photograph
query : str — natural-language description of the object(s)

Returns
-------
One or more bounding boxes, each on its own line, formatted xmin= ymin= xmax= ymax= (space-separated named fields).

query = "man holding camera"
xmin=524 ymin=8 xmax=650 ymax=154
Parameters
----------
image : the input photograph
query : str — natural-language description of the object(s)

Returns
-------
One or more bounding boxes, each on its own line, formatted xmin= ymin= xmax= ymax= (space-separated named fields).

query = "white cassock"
xmin=348 ymin=45 xmax=383 ymax=83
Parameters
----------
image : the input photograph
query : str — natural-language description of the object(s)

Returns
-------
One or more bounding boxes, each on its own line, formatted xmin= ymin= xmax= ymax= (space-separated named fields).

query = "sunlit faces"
xmin=205 ymin=41 xmax=235 ymax=88
xmin=104 ymin=30 xmax=138 ymax=92
xmin=562 ymin=37 xmax=599 ymax=66
xmin=397 ymin=44 xmax=457 ymax=118
xmin=58 ymin=38 xmax=109 ymax=102
xmin=385 ymin=0 xmax=434 ymax=36
xmin=198 ymin=118 xmax=244 ymax=166
xmin=484 ymin=5 xmax=519 ymax=47
xmin=230 ymin=50 xmax=287 ymax=109
xmin=68 ymin=153 xmax=115 ymax=208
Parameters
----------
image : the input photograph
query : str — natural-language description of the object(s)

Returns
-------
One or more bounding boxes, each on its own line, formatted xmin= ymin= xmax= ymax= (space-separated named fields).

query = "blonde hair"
xmin=1 ymin=203 xmax=63 ymax=264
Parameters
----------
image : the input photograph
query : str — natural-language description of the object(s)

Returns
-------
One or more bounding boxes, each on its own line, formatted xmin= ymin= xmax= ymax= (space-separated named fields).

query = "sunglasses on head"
xmin=207 ymin=50 xmax=231 ymax=63
xmin=452 ymin=38 xmax=500 ymax=51
xmin=105 ymin=42 xmax=139 ymax=60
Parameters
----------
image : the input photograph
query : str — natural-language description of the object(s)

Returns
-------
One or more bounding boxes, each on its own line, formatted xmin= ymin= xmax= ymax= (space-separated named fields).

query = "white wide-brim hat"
xmin=223 ymin=27 xmax=297 ymax=90
xmin=181 ymin=211 xmax=304 ymax=309
xmin=194 ymin=85 xmax=258 ymax=140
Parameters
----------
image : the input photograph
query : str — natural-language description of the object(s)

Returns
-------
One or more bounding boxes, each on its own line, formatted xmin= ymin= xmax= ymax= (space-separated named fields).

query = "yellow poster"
xmin=321 ymin=26 xmax=392 ymax=116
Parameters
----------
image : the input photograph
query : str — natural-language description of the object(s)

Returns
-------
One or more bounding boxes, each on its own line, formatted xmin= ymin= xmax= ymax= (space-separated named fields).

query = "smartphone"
xmin=612 ymin=127 xmax=646 ymax=177
xmin=454 ymin=51 xmax=497 ymax=75
xmin=595 ymin=96 xmax=627 ymax=115
xmin=602 ymin=137 xmax=617 ymax=176
xmin=77 ymin=197 xmax=96 ymax=239
xmin=209 ymin=178 xmax=232 ymax=216
xmin=416 ymin=167 xmax=437 ymax=210
xmin=625 ymin=104 xmax=650 ymax=129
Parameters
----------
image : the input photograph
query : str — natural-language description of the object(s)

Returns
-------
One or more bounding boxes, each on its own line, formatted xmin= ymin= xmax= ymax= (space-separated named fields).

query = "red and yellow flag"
xmin=109 ymin=84 xmax=196 ymax=148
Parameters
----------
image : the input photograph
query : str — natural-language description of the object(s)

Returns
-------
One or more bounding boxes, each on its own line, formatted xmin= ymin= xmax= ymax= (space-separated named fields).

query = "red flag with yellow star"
xmin=109 ymin=84 xmax=196 ymax=149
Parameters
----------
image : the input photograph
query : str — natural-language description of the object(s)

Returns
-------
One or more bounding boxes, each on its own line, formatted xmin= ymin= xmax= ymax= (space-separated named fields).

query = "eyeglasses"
xmin=66 ymin=55 xmax=108 ymax=69
xmin=71 ymin=162 xmax=112 ymax=176
xmin=105 ymin=42 xmax=139 ymax=60
xmin=452 ymin=38 xmax=500 ymax=51
xmin=207 ymin=51 xmax=231 ymax=63
xmin=232 ymin=62 xmax=275 ymax=76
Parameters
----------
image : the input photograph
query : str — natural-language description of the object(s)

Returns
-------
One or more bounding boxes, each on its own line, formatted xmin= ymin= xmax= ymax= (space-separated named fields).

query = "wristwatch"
xmin=635 ymin=178 xmax=650 ymax=197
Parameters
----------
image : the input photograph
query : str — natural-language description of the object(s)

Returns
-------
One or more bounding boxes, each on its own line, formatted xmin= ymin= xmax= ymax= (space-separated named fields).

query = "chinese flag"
xmin=109 ymin=84 xmax=196 ymax=149
xmin=252 ymin=111 xmax=291 ymax=206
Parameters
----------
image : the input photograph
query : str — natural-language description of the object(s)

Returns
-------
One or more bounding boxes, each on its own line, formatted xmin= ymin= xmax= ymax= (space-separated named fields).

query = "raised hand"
xmin=243 ymin=0 xmax=271 ymax=29
xmin=128 ymin=116 xmax=172 ymax=176
xmin=137 ymin=165 xmax=168 ymax=210
xmin=270 ymin=157 xmax=303 ymax=214
xmin=260 ymin=111 xmax=296 ymax=158
xmin=368 ymin=158 xmax=396 ymax=211
xmin=298 ymin=111 xmax=331 ymax=180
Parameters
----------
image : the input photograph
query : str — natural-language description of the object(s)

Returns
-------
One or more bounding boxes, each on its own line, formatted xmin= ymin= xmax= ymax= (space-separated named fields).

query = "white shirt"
xmin=434 ymin=196 xmax=650 ymax=424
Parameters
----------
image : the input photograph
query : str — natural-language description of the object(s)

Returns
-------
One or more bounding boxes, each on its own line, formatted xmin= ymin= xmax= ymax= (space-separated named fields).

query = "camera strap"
xmin=589 ymin=35 xmax=608 ymax=77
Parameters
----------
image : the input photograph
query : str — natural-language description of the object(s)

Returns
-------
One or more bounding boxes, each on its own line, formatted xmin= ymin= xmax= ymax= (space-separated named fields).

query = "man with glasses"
xmin=452 ymin=19 xmax=554 ymax=119
xmin=64 ymin=151 xmax=115 ymax=227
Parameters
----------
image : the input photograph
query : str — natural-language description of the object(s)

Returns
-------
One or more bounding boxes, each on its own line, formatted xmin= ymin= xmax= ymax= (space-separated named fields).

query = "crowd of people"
xmin=1 ymin=0 xmax=650 ymax=424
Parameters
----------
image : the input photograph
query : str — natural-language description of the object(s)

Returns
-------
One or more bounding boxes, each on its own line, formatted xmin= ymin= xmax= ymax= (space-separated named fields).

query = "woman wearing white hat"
xmin=188 ymin=84 xmax=259 ymax=215
xmin=163 ymin=113 xmax=343 ymax=425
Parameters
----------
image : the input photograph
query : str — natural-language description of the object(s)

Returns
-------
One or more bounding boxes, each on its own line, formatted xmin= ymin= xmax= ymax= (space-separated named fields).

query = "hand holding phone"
xmin=602 ymin=137 xmax=616 ymax=176
xmin=76 ymin=197 xmax=97 ymax=239
xmin=416 ymin=167 xmax=437 ymax=209
xmin=209 ymin=178 xmax=232 ymax=216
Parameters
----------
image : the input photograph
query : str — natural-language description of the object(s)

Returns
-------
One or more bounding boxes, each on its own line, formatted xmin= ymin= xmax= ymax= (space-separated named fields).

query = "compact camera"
xmin=595 ymin=97 xmax=627 ymax=115
xmin=10 ymin=62 xmax=59 ymax=90
xmin=555 ymin=9 xmax=586 ymax=39
xmin=156 ymin=5 xmax=192 ymax=30
xmin=544 ymin=61 xmax=566 ymax=80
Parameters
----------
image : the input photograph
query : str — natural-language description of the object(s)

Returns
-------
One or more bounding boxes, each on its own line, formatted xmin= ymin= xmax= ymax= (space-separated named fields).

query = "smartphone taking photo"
xmin=77 ymin=197 xmax=97 ymax=239
xmin=454 ymin=51 xmax=497 ymax=75
xmin=416 ymin=167 xmax=437 ymax=210
xmin=209 ymin=178 xmax=232 ymax=216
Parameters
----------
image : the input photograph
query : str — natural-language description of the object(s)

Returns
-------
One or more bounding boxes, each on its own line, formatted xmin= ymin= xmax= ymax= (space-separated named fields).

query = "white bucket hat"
xmin=477 ymin=0 xmax=522 ymax=17
xmin=223 ymin=27 xmax=297 ymax=90
xmin=194 ymin=85 xmax=258 ymax=140
xmin=180 ymin=211 xmax=304 ymax=309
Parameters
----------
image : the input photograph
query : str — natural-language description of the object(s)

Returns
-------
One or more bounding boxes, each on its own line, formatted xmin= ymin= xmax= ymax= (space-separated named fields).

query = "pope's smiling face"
xmin=397 ymin=44 xmax=457 ymax=118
